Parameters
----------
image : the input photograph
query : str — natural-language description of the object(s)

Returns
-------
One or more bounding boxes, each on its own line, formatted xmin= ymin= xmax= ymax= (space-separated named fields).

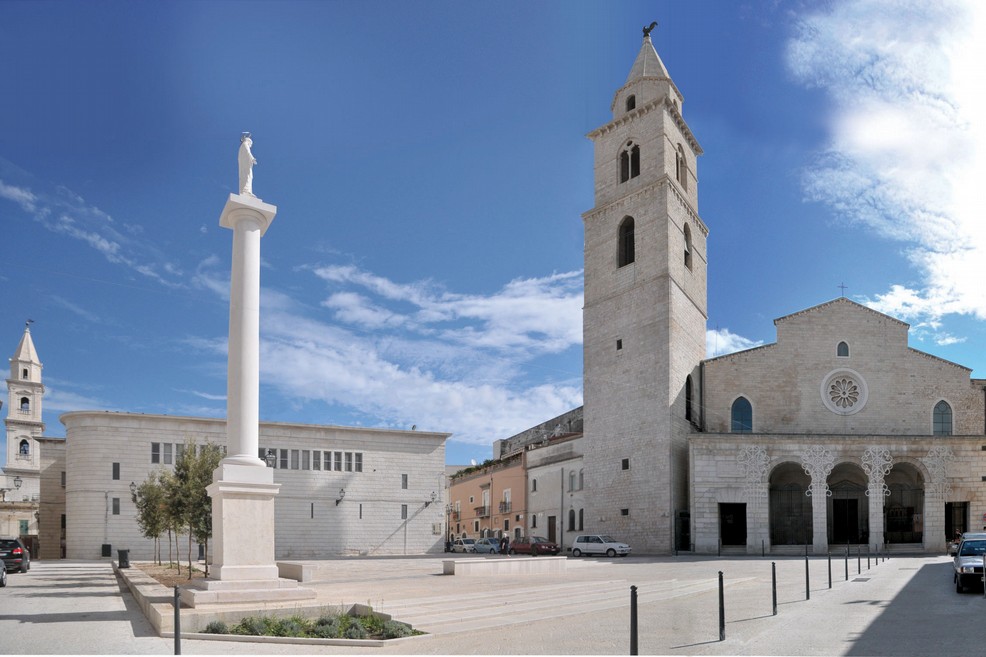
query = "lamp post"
xmin=129 ymin=481 xmax=137 ymax=504
xmin=335 ymin=488 xmax=346 ymax=506
xmin=264 ymin=448 xmax=276 ymax=468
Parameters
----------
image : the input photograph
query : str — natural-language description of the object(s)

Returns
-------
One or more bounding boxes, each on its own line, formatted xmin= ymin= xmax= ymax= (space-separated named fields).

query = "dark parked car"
xmin=0 ymin=537 xmax=30 ymax=573
xmin=509 ymin=536 xmax=560 ymax=556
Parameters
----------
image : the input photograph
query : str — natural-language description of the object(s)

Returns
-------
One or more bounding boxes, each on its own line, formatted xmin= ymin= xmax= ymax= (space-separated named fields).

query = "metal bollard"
xmin=762 ymin=539 xmax=765 ymax=557
xmin=827 ymin=550 xmax=832 ymax=589
xmin=718 ymin=571 xmax=725 ymax=641
xmin=173 ymin=585 xmax=181 ymax=655
xmin=867 ymin=545 xmax=870 ymax=570
xmin=630 ymin=585 xmax=638 ymax=655
xmin=805 ymin=550 xmax=810 ymax=601
xmin=844 ymin=546 xmax=849 ymax=581
xmin=771 ymin=562 xmax=777 ymax=616
xmin=857 ymin=546 xmax=861 ymax=575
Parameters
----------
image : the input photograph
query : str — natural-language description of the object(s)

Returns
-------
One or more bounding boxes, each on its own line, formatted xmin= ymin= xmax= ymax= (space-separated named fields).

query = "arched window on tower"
xmin=676 ymin=144 xmax=688 ymax=190
xmin=933 ymin=400 xmax=953 ymax=435
xmin=837 ymin=341 xmax=850 ymax=357
xmin=618 ymin=217 xmax=635 ymax=267
xmin=21 ymin=368 xmax=29 ymax=379
xmin=731 ymin=397 xmax=753 ymax=433
xmin=619 ymin=142 xmax=640 ymax=183
xmin=568 ymin=508 xmax=576 ymax=531
xmin=20 ymin=397 xmax=29 ymax=411
xmin=684 ymin=223 xmax=693 ymax=270
xmin=685 ymin=375 xmax=694 ymax=423
xmin=19 ymin=439 xmax=30 ymax=456
xmin=625 ymin=94 xmax=636 ymax=112
xmin=578 ymin=508 xmax=584 ymax=531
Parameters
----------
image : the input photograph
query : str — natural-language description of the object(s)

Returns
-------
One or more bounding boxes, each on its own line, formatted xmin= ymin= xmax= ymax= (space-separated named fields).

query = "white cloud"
xmin=788 ymin=0 xmax=986 ymax=327
xmin=0 ymin=180 xmax=37 ymax=212
xmin=707 ymin=328 xmax=763 ymax=358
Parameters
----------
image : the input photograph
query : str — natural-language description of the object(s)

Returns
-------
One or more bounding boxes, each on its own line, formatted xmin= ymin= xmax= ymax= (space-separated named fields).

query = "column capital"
xmin=219 ymin=193 xmax=277 ymax=236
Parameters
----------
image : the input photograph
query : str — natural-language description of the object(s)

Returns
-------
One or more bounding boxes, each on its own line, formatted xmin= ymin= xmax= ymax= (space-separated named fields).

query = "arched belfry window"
xmin=685 ymin=375 xmax=694 ymax=422
xmin=21 ymin=368 xmax=28 ymax=379
xmin=19 ymin=439 xmax=30 ymax=456
xmin=731 ymin=397 xmax=753 ymax=433
xmin=20 ymin=397 xmax=29 ymax=411
xmin=625 ymin=95 xmax=636 ymax=112
xmin=684 ymin=223 xmax=693 ymax=270
xmin=676 ymin=144 xmax=688 ymax=190
xmin=933 ymin=400 xmax=953 ymax=435
xmin=837 ymin=341 xmax=850 ymax=357
xmin=618 ymin=217 xmax=635 ymax=267
xmin=619 ymin=142 xmax=641 ymax=183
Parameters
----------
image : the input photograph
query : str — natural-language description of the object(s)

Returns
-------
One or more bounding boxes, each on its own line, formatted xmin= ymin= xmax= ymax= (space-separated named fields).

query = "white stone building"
xmin=579 ymin=31 xmax=986 ymax=556
xmin=61 ymin=411 xmax=448 ymax=560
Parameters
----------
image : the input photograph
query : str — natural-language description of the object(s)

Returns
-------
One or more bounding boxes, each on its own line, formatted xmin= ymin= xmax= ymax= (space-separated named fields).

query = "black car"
xmin=0 ymin=537 xmax=30 ymax=573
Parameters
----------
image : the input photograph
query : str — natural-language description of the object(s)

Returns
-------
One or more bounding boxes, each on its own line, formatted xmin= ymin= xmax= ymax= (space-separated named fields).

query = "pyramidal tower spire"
xmin=6 ymin=321 xmax=45 ymax=505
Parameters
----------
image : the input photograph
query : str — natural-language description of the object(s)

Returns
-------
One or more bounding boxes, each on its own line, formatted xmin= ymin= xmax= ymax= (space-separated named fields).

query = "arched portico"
xmin=884 ymin=463 xmax=924 ymax=545
xmin=827 ymin=462 xmax=868 ymax=545
xmin=769 ymin=462 xmax=812 ymax=546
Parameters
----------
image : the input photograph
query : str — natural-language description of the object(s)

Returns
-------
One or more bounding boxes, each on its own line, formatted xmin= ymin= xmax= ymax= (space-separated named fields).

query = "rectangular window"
xmin=531 ymin=478 xmax=537 ymax=492
xmin=279 ymin=449 xmax=289 ymax=470
xmin=176 ymin=443 xmax=185 ymax=460
xmin=112 ymin=463 xmax=120 ymax=481
xmin=19 ymin=519 xmax=28 ymax=535
xmin=151 ymin=443 xmax=160 ymax=464
xmin=60 ymin=471 xmax=66 ymax=488
xmin=616 ymin=339 xmax=623 ymax=350
xmin=532 ymin=515 xmax=537 ymax=528
xmin=354 ymin=453 xmax=363 ymax=472
xmin=473 ymin=520 xmax=480 ymax=532
xmin=504 ymin=519 xmax=509 ymax=531
xmin=334 ymin=452 xmax=342 ymax=471
xmin=112 ymin=498 xmax=120 ymax=515
xmin=401 ymin=474 xmax=408 ymax=490
xmin=359 ymin=503 xmax=363 ymax=519
xmin=163 ymin=443 xmax=173 ymax=465
xmin=302 ymin=450 xmax=310 ymax=470
xmin=621 ymin=458 xmax=630 ymax=470
xmin=345 ymin=452 xmax=353 ymax=472
xmin=313 ymin=450 xmax=321 ymax=470
xmin=290 ymin=450 xmax=300 ymax=470
xmin=621 ymin=508 xmax=629 ymax=516
xmin=401 ymin=504 xmax=408 ymax=520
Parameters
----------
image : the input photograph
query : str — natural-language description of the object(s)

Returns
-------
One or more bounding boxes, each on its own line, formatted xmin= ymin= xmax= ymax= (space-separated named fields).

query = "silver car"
xmin=571 ymin=534 xmax=631 ymax=557
xmin=474 ymin=538 xmax=501 ymax=554
xmin=953 ymin=536 xmax=986 ymax=592
xmin=451 ymin=538 xmax=476 ymax=553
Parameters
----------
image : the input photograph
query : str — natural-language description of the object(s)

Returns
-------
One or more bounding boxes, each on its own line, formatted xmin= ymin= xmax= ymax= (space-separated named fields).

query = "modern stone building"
xmin=61 ymin=411 xmax=448 ymax=560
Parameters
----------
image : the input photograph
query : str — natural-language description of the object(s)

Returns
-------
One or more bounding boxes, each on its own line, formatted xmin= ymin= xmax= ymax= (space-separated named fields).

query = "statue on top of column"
xmin=238 ymin=132 xmax=257 ymax=196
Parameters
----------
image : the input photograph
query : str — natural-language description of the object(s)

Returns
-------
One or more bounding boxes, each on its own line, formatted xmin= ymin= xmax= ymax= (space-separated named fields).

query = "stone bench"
xmin=442 ymin=556 xmax=567 ymax=576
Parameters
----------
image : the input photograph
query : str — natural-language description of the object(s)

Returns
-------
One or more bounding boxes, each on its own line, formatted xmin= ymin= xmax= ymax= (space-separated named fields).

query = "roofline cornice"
xmin=588 ymin=94 xmax=703 ymax=156
xmin=582 ymin=175 xmax=709 ymax=237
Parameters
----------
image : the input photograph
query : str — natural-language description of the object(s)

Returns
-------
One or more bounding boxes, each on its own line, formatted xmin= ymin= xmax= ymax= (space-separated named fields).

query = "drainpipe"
xmin=559 ymin=466 xmax=565 ymax=553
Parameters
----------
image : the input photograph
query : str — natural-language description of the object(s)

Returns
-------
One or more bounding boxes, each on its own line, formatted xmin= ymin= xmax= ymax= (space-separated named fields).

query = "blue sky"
xmin=2 ymin=1 xmax=984 ymax=468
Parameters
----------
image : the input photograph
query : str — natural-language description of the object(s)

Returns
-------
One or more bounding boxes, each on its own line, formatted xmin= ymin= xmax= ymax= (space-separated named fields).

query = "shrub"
xmin=278 ymin=618 xmax=307 ymax=638
xmin=203 ymin=620 xmax=228 ymax=634
xmin=382 ymin=620 xmax=413 ymax=639
xmin=231 ymin=616 xmax=266 ymax=636
xmin=344 ymin=619 xmax=368 ymax=640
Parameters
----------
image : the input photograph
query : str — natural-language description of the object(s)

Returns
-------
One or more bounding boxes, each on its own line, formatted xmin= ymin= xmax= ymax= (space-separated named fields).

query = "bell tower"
xmin=581 ymin=27 xmax=708 ymax=553
xmin=6 ymin=322 xmax=45 ymax=503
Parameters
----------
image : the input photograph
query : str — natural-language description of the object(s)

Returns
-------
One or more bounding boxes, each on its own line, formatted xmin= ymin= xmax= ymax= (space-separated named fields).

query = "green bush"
xmin=344 ymin=619 xmax=368 ymax=639
xmin=203 ymin=620 xmax=228 ymax=634
xmin=382 ymin=620 xmax=413 ymax=639
xmin=231 ymin=616 xmax=266 ymax=635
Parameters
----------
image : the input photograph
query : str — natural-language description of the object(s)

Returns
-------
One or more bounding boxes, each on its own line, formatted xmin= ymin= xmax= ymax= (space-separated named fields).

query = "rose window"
xmin=828 ymin=377 xmax=859 ymax=408
xmin=820 ymin=369 xmax=868 ymax=415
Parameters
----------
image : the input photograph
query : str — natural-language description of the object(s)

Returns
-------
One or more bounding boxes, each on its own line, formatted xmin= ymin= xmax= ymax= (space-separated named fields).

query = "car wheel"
xmin=0 ymin=571 xmax=6 ymax=587
xmin=606 ymin=548 xmax=617 ymax=558
xmin=20 ymin=562 xmax=28 ymax=574
xmin=572 ymin=548 xmax=582 ymax=557
xmin=956 ymin=579 xmax=965 ymax=593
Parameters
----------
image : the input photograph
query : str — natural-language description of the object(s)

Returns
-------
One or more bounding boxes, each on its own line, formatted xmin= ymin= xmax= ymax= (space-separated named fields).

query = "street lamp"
xmin=335 ymin=488 xmax=346 ymax=505
xmin=264 ymin=448 xmax=276 ymax=468
xmin=129 ymin=481 xmax=137 ymax=503
xmin=13 ymin=476 xmax=22 ymax=490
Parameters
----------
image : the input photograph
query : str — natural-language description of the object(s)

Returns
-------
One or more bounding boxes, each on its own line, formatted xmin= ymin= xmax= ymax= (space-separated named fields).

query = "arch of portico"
xmin=768 ymin=461 xmax=812 ymax=546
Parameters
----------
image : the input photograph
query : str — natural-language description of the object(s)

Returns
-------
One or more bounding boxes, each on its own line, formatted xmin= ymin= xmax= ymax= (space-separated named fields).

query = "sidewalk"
xmin=0 ymin=553 xmax=972 ymax=655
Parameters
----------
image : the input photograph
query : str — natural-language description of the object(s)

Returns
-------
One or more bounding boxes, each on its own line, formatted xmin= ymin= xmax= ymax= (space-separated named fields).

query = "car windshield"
xmin=531 ymin=537 xmax=549 ymax=543
xmin=463 ymin=539 xmax=475 ymax=544
xmin=959 ymin=540 xmax=986 ymax=556
xmin=600 ymin=536 xmax=618 ymax=543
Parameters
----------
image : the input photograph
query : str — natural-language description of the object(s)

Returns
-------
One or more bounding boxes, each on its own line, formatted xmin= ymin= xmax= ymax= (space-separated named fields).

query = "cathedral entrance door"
xmin=832 ymin=499 xmax=859 ymax=544
xmin=719 ymin=503 xmax=747 ymax=546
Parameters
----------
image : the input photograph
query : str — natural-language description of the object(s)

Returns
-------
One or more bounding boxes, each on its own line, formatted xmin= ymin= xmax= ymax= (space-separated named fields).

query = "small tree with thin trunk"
xmin=133 ymin=472 xmax=167 ymax=565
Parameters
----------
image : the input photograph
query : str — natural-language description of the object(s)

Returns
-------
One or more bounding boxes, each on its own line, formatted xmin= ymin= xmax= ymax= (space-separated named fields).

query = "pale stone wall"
xmin=703 ymin=299 xmax=984 ymax=435
xmin=691 ymin=433 xmax=984 ymax=555
xmin=448 ymin=455 xmax=525 ymax=540
xmin=37 ymin=437 xmax=65 ymax=560
xmin=525 ymin=435 xmax=583 ymax=551
xmin=62 ymin=412 xmax=447 ymax=560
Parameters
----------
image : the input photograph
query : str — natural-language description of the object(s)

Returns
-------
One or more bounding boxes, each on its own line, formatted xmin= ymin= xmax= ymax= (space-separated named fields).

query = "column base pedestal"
xmin=179 ymin=575 xmax=316 ymax=608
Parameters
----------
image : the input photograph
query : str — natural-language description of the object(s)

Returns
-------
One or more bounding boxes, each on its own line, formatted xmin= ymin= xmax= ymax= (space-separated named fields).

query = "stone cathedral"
xmin=581 ymin=31 xmax=985 ymax=555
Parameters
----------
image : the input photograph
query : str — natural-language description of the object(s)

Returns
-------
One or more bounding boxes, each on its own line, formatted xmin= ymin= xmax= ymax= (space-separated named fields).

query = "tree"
xmin=133 ymin=473 xmax=167 ymax=565
xmin=173 ymin=439 xmax=224 ymax=579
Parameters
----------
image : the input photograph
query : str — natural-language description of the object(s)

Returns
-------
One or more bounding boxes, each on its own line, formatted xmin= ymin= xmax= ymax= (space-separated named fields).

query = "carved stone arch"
xmin=768 ymin=461 xmax=812 ymax=546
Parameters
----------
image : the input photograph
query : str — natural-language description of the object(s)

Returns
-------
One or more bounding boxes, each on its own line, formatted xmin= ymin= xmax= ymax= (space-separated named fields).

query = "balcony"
xmin=474 ymin=505 xmax=490 ymax=518
xmin=498 ymin=501 xmax=512 ymax=513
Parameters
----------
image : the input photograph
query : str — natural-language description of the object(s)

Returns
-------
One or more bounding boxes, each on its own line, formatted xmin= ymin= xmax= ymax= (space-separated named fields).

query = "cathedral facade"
xmin=581 ymin=32 xmax=985 ymax=555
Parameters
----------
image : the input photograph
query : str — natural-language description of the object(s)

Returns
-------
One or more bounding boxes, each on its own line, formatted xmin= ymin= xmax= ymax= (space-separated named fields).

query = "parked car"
xmin=0 ymin=537 xmax=30 ymax=573
xmin=951 ymin=532 xmax=986 ymax=557
xmin=474 ymin=538 xmax=501 ymax=554
xmin=571 ymin=534 xmax=631 ymax=557
xmin=509 ymin=536 xmax=560 ymax=556
xmin=0 ymin=565 xmax=6 ymax=586
xmin=953 ymin=536 xmax=986 ymax=592
xmin=451 ymin=538 xmax=477 ymax=553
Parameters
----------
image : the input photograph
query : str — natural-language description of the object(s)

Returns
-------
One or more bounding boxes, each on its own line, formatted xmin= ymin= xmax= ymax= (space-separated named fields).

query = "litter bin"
xmin=118 ymin=549 xmax=130 ymax=568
